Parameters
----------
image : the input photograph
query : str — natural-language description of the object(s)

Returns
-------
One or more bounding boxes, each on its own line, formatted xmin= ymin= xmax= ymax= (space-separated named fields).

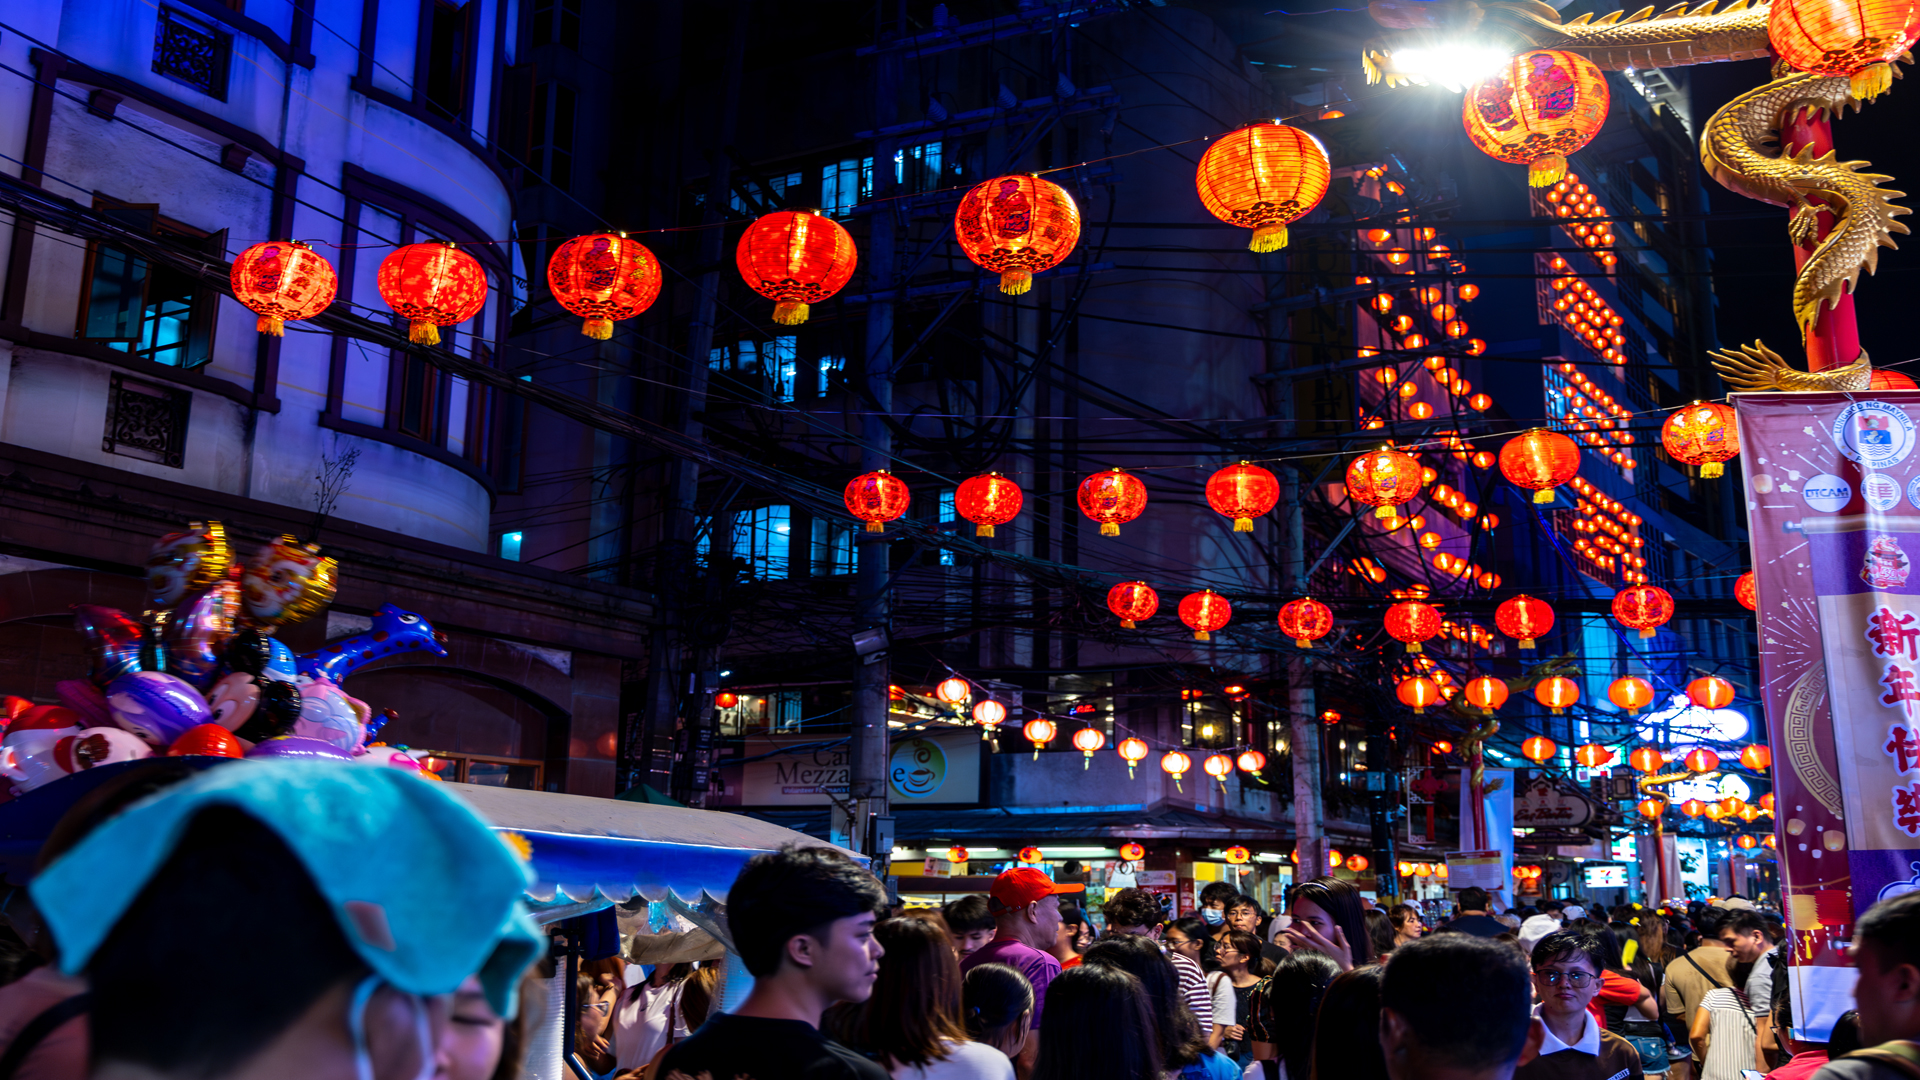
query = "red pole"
xmin=1781 ymin=106 xmax=1861 ymax=372
xmin=1651 ymin=816 xmax=1666 ymax=904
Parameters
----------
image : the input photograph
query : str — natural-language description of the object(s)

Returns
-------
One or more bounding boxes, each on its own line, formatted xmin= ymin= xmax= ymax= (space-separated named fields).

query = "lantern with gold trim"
xmin=547 ymin=233 xmax=662 ymax=339
xmin=954 ymin=174 xmax=1081 ymax=295
xmin=230 ymin=240 xmax=337 ymax=336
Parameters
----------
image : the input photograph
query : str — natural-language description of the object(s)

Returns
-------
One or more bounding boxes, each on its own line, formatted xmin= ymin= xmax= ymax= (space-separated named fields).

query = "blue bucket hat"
xmin=31 ymin=760 xmax=542 ymax=1017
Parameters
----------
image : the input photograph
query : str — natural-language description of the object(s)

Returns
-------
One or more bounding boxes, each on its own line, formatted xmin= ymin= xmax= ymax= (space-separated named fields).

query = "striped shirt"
xmin=1697 ymin=987 xmax=1756 ymax=1080
xmin=1170 ymin=950 xmax=1214 ymax=1030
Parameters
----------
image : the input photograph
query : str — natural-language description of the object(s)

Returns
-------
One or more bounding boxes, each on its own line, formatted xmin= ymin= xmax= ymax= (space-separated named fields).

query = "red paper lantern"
xmin=1206 ymin=461 xmax=1280 ymax=532
xmin=1119 ymin=842 xmax=1147 ymax=861
xmin=1629 ymin=746 xmax=1664 ymax=774
xmin=1118 ymin=737 xmax=1151 ymax=778
xmin=1161 ymin=750 xmax=1193 ymax=790
xmin=1465 ymin=675 xmax=1510 ymax=713
xmin=948 ymin=845 xmax=970 ymax=864
xmin=1397 ymin=676 xmax=1440 ymax=714
xmin=1535 ymin=676 xmax=1579 ymax=714
xmin=1278 ymin=597 xmax=1334 ymax=648
xmin=1179 ymin=590 xmax=1232 ymax=642
xmin=1662 ymin=401 xmax=1741 ymax=479
xmin=547 ymin=233 xmax=662 ymax=339
xmin=1496 ymin=594 xmax=1555 ymax=650
xmin=1871 ymin=368 xmax=1920 ymax=390
xmin=1237 ymin=749 xmax=1267 ymax=773
xmin=954 ymin=174 xmax=1081 ymax=295
xmin=1018 ymin=846 xmax=1044 ymax=863
xmin=1203 ymin=753 xmax=1235 ymax=786
xmin=1638 ymin=798 xmax=1665 ymax=819
xmin=736 ymin=210 xmax=857 ymax=325
xmin=1194 ymin=122 xmax=1332 ymax=251
xmin=1736 ymin=833 xmax=1760 ymax=850
xmin=1073 ymin=726 xmax=1106 ymax=765
xmin=1761 ymin=792 xmax=1777 ymax=813
xmin=1024 ymin=718 xmax=1057 ymax=757
xmin=1613 ymin=585 xmax=1675 ymax=639
xmin=936 ymin=678 xmax=971 ymax=704
xmin=845 ymin=470 xmax=911 ymax=533
xmin=1688 ymin=675 xmax=1736 ymax=709
xmin=1609 ymin=676 xmax=1655 ymax=714
xmin=1768 ymin=0 xmax=1920 ymax=98
xmin=1736 ymin=571 xmax=1758 ymax=611
xmin=1226 ymin=845 xmax=1253 ymax=865
xmin=1346 ymin=854 xmax=1371 ymax=873
xmin=1432 ymin=740 xmax=1454 ymax=754
xmin=230 ymin=240 xmax=337 ymax=336
xmin=1521 ymin=735 xmax=1559 ymax=762
xmin=1078 ymin=468 xmax=1148 ymax=536
xmin=1384 ymin=600 xmax=1442 ymax=653
xmin=1346 ymin=447 xmax=1425 ymax=518
xmin=715 ymin=692 xmax=739 ymax=709
xmin=1462 ymin=50 xmax=1611 ymax=187
xmin=973 ymin=700 xmax=1008 ymax=727
xmin=1499 ymin=429 xmax=1581 ymax=504
xmin=1107 ymin=581 xmax=1160 ymax=629
xmin=955 ymin=472 xmax=1024 ymax=537
xmin=1684 ymin=747 xmax=1721 ymax=773
xmin=1574 ymin=743 xmax=1614 ymax=767
xmin=377 ymin=242 xmax=487 ymax=345
xmin=1741 ymin=744 xmax=1773 ymax=770
xmin=1681 ymin=798 xmax=1707 ymax=817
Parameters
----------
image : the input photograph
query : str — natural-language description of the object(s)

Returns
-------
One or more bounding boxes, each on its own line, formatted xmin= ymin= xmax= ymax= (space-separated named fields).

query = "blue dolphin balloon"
xmin=297 ymin=603 xmax=447 ymax=682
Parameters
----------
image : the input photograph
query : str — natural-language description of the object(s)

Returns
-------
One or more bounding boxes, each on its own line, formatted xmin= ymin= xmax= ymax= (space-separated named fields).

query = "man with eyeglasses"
xmin=1515 ymin=929 xmax=1646 ymax=1080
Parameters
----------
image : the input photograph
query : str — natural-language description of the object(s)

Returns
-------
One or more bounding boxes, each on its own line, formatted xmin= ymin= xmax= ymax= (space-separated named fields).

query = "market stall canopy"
xmin=447 ymin=782 xmax=864 ymax=910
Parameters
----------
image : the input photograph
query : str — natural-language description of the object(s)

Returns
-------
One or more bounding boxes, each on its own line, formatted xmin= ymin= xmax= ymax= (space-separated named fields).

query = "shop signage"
xmin=1513 ymin=776 xmax=1595 ymax=828
xmin=713 ymin=728 xmax=983 ymax=807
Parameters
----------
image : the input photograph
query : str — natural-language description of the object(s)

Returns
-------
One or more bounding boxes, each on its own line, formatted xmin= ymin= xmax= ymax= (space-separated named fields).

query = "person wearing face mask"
xmin=1198 ymin=883 xmax=1239 ymax=942
xmin=28 ymin=761 xmax=543 ymax=1080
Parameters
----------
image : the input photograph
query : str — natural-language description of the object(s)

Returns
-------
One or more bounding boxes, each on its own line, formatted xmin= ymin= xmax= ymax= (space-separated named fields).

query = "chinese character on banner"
xmin=1882 ymin=664 xmax=1920 ymax=715
xmin=1868 ymin=607 xmax=1920 ymax=662
xmin=1896 ymin=783 xmax=1920 ymax=838
xmin=1888 ymin=725 xmax=1920 ymax=773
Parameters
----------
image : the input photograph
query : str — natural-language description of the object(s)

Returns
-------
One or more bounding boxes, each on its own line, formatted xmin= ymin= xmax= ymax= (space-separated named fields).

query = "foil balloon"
xmin=167 ymin=724 xmax=245 ymax=758
xmin=223 ymin=629 xmax=299 ymax=683
xmin=0 ymin=697 xmax=31 ymax=724
xmin=52 ymin=728 xmax=153 ymax=775
xmin=244 ymin=736 xmax=353 ymax=762
xmin=291 ymin=675 xmax=371 ymax=752
xmin=205 ymin=672 xmax=262 ymax=732
xmin=162 ymin=575 xmax=241 ymax=689
xmin=352 ymin=745 xmax=424 ymax=773
xmin=146 ymin=520 xmax=233 ymax=609
xmin=298 ymin=603 xmax=448 ymax=681
xmin=1 ymin=712 xmax=83 ymax=793
xmin=54 ymin=679 xmax=115 ymax=728
xmin=240 ymin=536 xmax=338 ymax=629
xmin=74 ymin=605 xmax=146 ymax=686
xmin=106 ymin=670 xmax=214 ymax=747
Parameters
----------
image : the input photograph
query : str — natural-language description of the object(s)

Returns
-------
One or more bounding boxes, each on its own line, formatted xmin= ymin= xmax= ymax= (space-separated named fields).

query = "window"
xmin=152 ymin=8 xmax=231 ymax=100
xmin=696 ymin=507 xmax=792 ymax=580
xmin=496 ymin=376 xmax=530 ymax=491
xmin=530 ymin=0 xmax=580 ymax=48
xmin=894 ymin=141 xmax=944 ymax=193
xmin=817 ymin=353 xmax=845 ymax=397
xmin=498 ymin=531 xmax=523 ymax=560
xmin=811 ymin=518 xmax=856 ymax=576
xmin=937 ymin=490 xmax=956 ymax=566
xmin=103 ymin=373 xmax=192 ymax=468
xmin=821 ymin=158 xmax=874 ymax=217
xmin=416 ymin=752 xmax=543 ymax=789
xmin=528 ymin=83 xmax=577 ymax=190
xmin=731 ymin=171 xmax=804 ymax=214
xmin=79 ymin=203 xmax=221 ymax=369
xmin=710 ymin=336 xmax=798 ymax=403
xmin=394 ymin=351 xmax=440 ymax=439
xmin=423 ymin=0 xmax=474 ymax=122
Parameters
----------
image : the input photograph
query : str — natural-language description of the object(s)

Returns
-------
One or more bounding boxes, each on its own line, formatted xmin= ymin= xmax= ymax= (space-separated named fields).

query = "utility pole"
xmin=1283 ymin=470 xmax=1328 ymax=883
xmin=844 ymin=35 xmax=901 ymax=871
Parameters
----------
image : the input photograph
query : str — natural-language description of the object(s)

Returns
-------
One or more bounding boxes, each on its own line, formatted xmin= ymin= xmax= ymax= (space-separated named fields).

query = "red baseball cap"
xmin=989 ymin=867 xmax=1085 ymax=911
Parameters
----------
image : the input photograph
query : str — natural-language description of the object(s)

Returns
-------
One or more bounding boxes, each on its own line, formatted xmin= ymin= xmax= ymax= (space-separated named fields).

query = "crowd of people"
xmin=0 ymin=756 xmax=1908 ymax=1080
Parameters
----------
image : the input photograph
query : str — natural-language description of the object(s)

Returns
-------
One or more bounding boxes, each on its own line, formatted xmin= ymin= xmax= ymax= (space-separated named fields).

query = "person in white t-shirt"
xmin=825 ymin=916 xmax=1015 ymax=1080
xmin=611 ymin=962 xmax=691 ymax=1072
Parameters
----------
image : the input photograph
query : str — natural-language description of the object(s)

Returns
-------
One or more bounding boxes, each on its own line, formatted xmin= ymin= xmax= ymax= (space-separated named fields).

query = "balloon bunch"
xmin=0 ymin=522 xmax=451 ymax=795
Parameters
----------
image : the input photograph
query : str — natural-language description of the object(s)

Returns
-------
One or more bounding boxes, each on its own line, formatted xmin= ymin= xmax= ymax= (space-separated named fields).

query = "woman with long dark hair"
xmin=826 ymin=916 xmax=1014 ymax=1079
xmin=1307 ymin=966 xmax=1389 ymax=1080
xmin=1282 ymin=877 xmax=1371 ymax=970
xmin=1080 ymin=934 xmax=1237 ymax=1079
xmin=1247 ymin=951 xmax=1340 ymax=1078
xmin=1032 ymin=965 xmax=1160 ymax=1080
xmin=1213 ymin=929 xmax=1268 ymax=1069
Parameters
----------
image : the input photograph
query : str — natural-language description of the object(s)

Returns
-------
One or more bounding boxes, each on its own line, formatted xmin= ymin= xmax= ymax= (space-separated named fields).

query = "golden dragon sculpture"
xmin=1365 ymin=0 xmax=1912 ymax=390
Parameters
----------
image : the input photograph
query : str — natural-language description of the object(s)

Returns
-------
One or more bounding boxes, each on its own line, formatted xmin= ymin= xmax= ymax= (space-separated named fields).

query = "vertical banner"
xmin=1457 ymin=767 xmax=1515 ymax=904
xmin=1736 ymin=392 xmax=1920 ymax=963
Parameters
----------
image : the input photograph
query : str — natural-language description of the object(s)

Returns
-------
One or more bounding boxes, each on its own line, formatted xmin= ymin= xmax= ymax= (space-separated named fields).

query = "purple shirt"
xmin=960 ymin=935 xmax=1061 ymax=1030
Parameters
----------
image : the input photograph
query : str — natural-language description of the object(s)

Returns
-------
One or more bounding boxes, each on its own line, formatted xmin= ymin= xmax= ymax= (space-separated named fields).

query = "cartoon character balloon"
xmin=74 ymin=605 xmax=146 ymax=686
xmin=204 ymin=671 xmax=302 ymax=744
xmin=106 ymin=670 xmax=214 ymax=747
xmin=162 ymin=574 xmax=241 ymax=689
xmin=240 ymin=536 xmax=338 ymax=630
xmin=1 ymin=707 xmax=84 ymax=793
xmin=54 ymin=680 xmax=115 ymax=728
xmin=147 ymin=521 xmax=233 ymax=610
xmin=351 ymin=745 xmax=424 ymax=773
xmin=298 ymin=604 xmax=448 ymax=681
xmin=52 ymin=728 xmax=153 ymax=775
xmin=291 ymin=675 xmax=372 ymax=752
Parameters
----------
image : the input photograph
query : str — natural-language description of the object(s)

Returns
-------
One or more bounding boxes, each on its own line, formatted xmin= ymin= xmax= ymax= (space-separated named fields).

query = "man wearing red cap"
xmin=960 ymin=868 xmax=1084 ymax=1073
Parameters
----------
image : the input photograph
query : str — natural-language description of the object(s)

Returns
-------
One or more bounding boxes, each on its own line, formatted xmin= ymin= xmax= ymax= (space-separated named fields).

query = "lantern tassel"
xmin=1100 ymin=523 xmax=1120 ymax=537
xmin=1233 ymin=517 xmax=1253 ymax=532
xmin=1407 ymin=641 xmax=1423 ymax=654
xmin=583 ymin=318 xmax=614 ymax=340
xmin=1528 ymin=154 xmax=1568 ymax=188
xmin=975 ymin=523 xmax=995 ymax=538
xmin=1853 ymin=63 xmax=1893 ymax=100
xmin=1083 ymin=754 xmax=1091 ymax=770
xmin=1640 ymin=628 xmax=1656 ymax=639
xmin=1701 ymin=462 xmax=1724 ymax=479
xmin=1294 ymin=637 xmax=1310 ymax=648
xmin=1121 ymin=619 xmax=1137 ymax=629
xmin=772 ymin=301 xmax=810 ymax=325
xmin=1173 ymin=777 xmax=1184 ymax=793
xmin=1194 ymin=630 xmax=1211 ymax=642
xmin=999 ymin=270 xmax=1033 ymax=296
xmin=409 ymin=320 xmax=441 ymax=345
xmin=864 ymin=521 xmax=885 ymax=533
xmin=1374 ymin=505 xmax=1397 ymax=519
xmin=1249 ymin=223 xmax=1289 ymax=253
xmin=257 ymin=315 xmax=285 ymax=337
xmin=1519 ymin=637 xmax=1536 ymax=650
xmin=1532 ymin=488 xmax=1555 ymax=504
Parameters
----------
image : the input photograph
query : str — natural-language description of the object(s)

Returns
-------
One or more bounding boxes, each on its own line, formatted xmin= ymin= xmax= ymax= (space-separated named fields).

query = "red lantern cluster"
xmin=1205 ymin=462 xmax=1280 ymax=532
xmin=1499 ymin=429 xmax=1581 ymax=504
xmin=1496 ymin=595 xmax=1555 ymax=650
xmin=1194 ymin=123 xmax=1332 ymax=252
xmin=954 ymin=175 xmax=1082 ymax=295
xmin=736 ymin=210 xmax=858 ymax=325
xmin=378 ymin=242 xmax=488 ymax=345
xmin=231 ymin=240 xmax=337 ymax=336
xmin=1384 ymin=600 xmax=1441 ymax=653
xmin=1662 ymin=401 xmax=1741 ymax=478
xmin=955 ymin=473 xmax=1023 ymax=537
xmin=1180 ymin=590 xmax=1232 ymax=642
xmin=1612 ymin=585 xmax=1675 ymax=639
xmin=548 ymin=233 xmax=662 ymax=339
xmin=1079 ymin=469 xmax=1148 ymax=537
xmin=1107 ymin=581 xmax=1160 ymax=629
xmin=1278 ymin=597 xmax=1334 ymax=648
xmin=845 ymin=470 xmax=911 ymax=533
